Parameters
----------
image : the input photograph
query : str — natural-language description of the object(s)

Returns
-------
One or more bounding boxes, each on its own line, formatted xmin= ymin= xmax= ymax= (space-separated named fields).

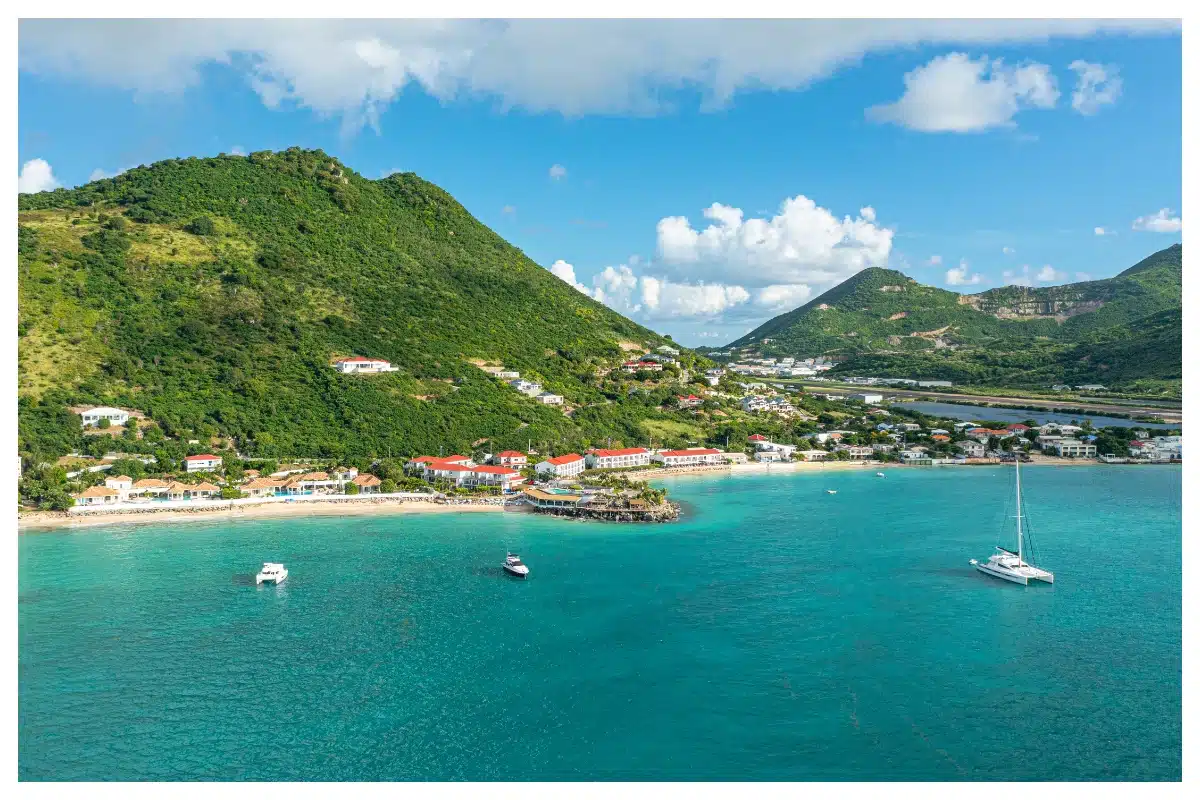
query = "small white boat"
xmin=970 ymin=460 xmax=1053 ymax=586
xmin=503 ymin=552 xmax=529 ymax=578
xmin=826 ymin=489 xmax=837 ymax=495
xmin=256 ymin=562 xmax=288 ymax=585
xmin=876 ymin=472 xmax=885 ymax=477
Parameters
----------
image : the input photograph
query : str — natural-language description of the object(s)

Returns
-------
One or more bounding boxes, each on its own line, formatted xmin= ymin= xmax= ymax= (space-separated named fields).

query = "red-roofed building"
xmin=967 ymin=428 xmax=1014 ymax=441
xmin=493 ymin=450 xmax=528 ymax=468
xmin=677 ymin=394 xmax=703 ymax=409
xmin=535 ymin=453 xmax=586 ymax=479
xmin=651 ymin=448 xmax=724 ymax=467
xmin=425 ymin=462 xmax=475 ymax=485
xmin=622 ymin=360 xmax=662 ymax=373
xmin=931 ymin=434 xmax=951 ymax=442
xmin=747 ymin=434 xmax=769 ymax=442
xmin=184 ymin=454 xmax=223 ymax=473
xmin=585 ymin=447 xmax=651 ymax=470
xmin=1006 ymin=424 xmax=1031 ymax=432
xmin=468 ymin=465 xmax=527 ymax=492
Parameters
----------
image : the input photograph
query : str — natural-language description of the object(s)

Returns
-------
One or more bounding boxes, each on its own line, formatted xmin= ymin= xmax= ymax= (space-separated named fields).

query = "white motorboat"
xmin=503 ymin=552 xmax=529 ymax=579
xmin=970 ymin=460 xmax=1054 ymax=585
xmin=826 ymin=489 xmax=837 ymax=495
xmin=876 ymin=472 xmax=885 ymax=477
xmin=256 ymin=562 xmax=288 ymax=585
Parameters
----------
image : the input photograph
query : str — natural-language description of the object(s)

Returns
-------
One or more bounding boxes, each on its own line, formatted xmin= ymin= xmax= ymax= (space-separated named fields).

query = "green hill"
xmin=17 ymin=148 xmax=705 ymax=463
xmin=722 ymin=244 xmax=1182 ymax=392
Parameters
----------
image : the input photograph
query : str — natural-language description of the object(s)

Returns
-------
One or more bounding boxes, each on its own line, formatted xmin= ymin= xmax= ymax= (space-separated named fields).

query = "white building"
xmin=493 ymin=450 xmax=529 ymax=468
xmin=536 ymin=453 xmax=586 ymax=479
xmin=837 ymin=445 xmax=875 ymax=459
xmin=586 ymin=448 xmax=652 ymax=470
xmin=754 ymin=450 xmax=784 ymax=463
xmin=535 ymin=392 xmax=564 ymax=405
xmin=651 ymin=448 xmax=725 ymax=467
xmin=73 ymin=485 xmax=121 ymax=506
xmin=104 ymin=475 xmax=133 ymax=500
xmin=917 ymin=380 xmax=953 ymax=388
xmin=795 ymin=450 xmax=829 ymax=461
xmin=1050 ymin=439 xmax=1097 ymax=458
xmin=955 ymin=441 xmax=986 ymax=458
xmin=657 ymin=345 xmax=681 ymax=356
xmin=332 ymin=357 xmax=399 ymax=373
xmin=509 ymin=379 xmax=542 ymax=397
xmin=79 ymin=406 xmax=130 ymax=428
xmin=184 ymin=454 xmax=223 ymax=473
xmin=848 ymin=393 xmax=883 ymax=404
xmin=495 ymin=370 xmax=520 ymax=380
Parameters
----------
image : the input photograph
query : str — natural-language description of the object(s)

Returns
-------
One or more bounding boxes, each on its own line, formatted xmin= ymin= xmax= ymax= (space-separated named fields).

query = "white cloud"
xmin=16 ymin=19 xmax=1176 ymax=132
xmin=230 ymin=145 xmax=247 ymax=156
xmin=1068 ymin=60 xmax=1122 ymax=115
xmin=547 ymin=259 xmax=593 ymax=296
xmin=945 ymin=260 xmax=983 ymax=286
xmin=754 ymin=284 xmax=813 ymax=312
xmin=1093 ymin=226 xmax=1112 ymax=236
xmin=1131 ymin=208 xmax=1182 ymax=233
xmin=1002 ymin=246 xmax=1014 ymax=254
xmin=548 ymin=163 xmax=567 ymax=181
xmin=1002 ymin=265 xmax=1036 ymax=287
xmin=1075 ymin=272 xmax=1093 ymax=281
xmin=867 ymin=52 xmax=1059 ymax=132
xmin=18 ymin=158 xmax=59 ymax=193
xmin=1037 ymin=265 xmax=1066 ymax=283
xmin=655 ymin=196 xmax=892 ymax=290
xmin=642 ymin=277 xmax=750 ymax=318
xmin=501 ymin=204 xmax=516 ymax=214
xmin=927 ymin=254 xmax=943 ymax=266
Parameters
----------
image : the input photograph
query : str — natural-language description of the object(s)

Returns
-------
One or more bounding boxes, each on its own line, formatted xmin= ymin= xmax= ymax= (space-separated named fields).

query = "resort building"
xmin=465 ymin=465 xmax=526 ymax=492
xmin=536 ymin=453 xmax=586 ymax=479
xmin=966 ymin=428 xmax=1011 ymax=442
xmin=166 ymin=481 xmax=220 ymax=500
xmin=241 ymin=478 xmax=286 ymax=497
xmin=651 ymin=448 xmax=724 ymax=467
xmin=73 ymin=485 xmax=121 ymax=506
xmin=622 ymin=360 xmax=662 ymax=373
xmin=657 ymin=345 xmax=681 ymax=356
xmin=586 ymin=448 xmax=652 ymax=470
xmin=522 ymin=487 xmax=586 ymax=509
xmin=955 ymin=441 xmax=986 ymax=458
xmin=1050 ymin=439 xmax=1097 ymax=458
xmin=332 ymin=357 xmax=399 ymax=374
xmin=352 ymin=474 xmax=383 ymax=493
xmin=838 ymin=445 xmax=875 ymax=459
xmin=185 ymin=454 xmax=223 ymax=473
xmin=104 ymin=475 xmax=133 ymax=499
xmin=79 ymin=406 xmax=130 ymax=428
xmin=754 ymin=450 xmax=784 ymax=463
xmin=901 ymin=451 xmax=934 ymax=465
xmin=424 ymin=463 xmax=475 ymax=486
xmin=129 ymin=478 xmax=170 ymax=499
xmin=493 ymin=451 xmax=529 ymax=468
xmin=534 ymin=392 xmax=564 ymax=405
xmin=722 ymin=452 xmax=749 ymax=465
xmin=752 ymin=440 xmax=797 ymax=459
xmin=795 ymin=450 xmax=829 ymax=461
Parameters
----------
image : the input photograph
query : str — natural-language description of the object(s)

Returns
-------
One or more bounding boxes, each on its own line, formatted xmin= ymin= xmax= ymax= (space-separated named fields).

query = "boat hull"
xmin=256 ymin=572 xmax=288 ymax=585
xmin=503 ymin=566 xmax=528 ymax=579
xmin=972 ymin=561 xmax=1029 ymax=585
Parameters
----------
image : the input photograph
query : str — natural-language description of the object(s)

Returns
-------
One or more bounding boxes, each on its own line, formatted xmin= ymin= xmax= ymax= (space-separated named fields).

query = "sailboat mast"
xmin=1015 ymin=458 xmax=1023 ymax=564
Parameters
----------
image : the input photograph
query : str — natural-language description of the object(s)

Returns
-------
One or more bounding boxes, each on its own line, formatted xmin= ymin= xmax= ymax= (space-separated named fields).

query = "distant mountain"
xmin=722 ymin=244 xmax=1182 ymax=392
xmin=17 ymin=148 xmax=700 ymax=462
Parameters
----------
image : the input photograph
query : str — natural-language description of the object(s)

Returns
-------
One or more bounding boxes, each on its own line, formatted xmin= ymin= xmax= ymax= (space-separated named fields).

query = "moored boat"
xmin=503 ymin=552 xmax=529 ymax=579
xmin=256 ymin=562 xmax=288 ymax=585
xmin=970 ymin=460 xmax=1054 ymax=585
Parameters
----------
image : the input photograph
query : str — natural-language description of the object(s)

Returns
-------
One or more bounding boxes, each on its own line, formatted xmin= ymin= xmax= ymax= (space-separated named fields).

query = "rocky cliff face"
xmin=963 ymin=287 xmax=1108 ymax=320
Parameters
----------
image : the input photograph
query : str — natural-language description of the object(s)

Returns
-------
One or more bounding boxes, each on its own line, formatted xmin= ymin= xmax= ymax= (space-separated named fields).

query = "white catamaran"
xmin=970 ymin=459 xmax=1054 ymax=585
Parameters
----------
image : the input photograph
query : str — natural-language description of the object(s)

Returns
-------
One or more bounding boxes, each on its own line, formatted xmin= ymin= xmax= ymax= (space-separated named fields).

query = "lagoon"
xmin=19 ymin=466 xmax=1181 ymax=780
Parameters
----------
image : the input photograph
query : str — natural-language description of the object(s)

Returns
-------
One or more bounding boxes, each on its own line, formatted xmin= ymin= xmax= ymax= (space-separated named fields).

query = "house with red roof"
xmin=184 ymin=454 xmax=223 ymax=473
xmin=747 ymin=434 xmax=769 ymax=443
xmin=651 ymin=448 xmax=725 ymax=467
xmin=466 ymin=464 xmax=527 ymax=492
xmin=332 ymin=356 xmax=399 ymax=374
xmin=492 ymin=450 xmax=528 ymax=468
xmin=966 ymin=428 xmax=1014 ymax=442
xmin=1006 ymin=424 xmax=1031 ymax=433
xmin=535 ymin=453 xmax=586 ymax=479
xmin=585 ymin=447 xmax=651 ymax=470
xmin=677 ymin=394 xmax=703 ymax=409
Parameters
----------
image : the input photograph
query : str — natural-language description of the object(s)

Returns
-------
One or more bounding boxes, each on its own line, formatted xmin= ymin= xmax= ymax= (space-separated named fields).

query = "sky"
xmin=16 ymin=19 xmax=1184 ymax=346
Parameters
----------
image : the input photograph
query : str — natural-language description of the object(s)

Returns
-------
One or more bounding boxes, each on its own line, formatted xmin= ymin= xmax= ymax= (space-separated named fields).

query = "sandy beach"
xmin=18 ymin=497 xmax=508 ymax=532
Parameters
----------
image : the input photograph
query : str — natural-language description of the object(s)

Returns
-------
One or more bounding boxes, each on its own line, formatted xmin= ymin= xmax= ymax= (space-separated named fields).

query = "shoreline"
xmin=18 ymin=459 xmax=1174 ymax=532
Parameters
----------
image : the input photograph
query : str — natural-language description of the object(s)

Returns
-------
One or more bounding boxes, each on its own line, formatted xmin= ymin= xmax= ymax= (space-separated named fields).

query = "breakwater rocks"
xmin=529 ymin=501 xmax=681 ymax=523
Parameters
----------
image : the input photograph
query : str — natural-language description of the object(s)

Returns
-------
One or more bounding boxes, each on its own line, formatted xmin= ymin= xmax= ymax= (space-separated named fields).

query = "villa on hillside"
xmin=535 ymin=392 xmax=564 ymax=405
xmin=332 ymin=357 xmax=399 ymax=374
xmin=586 ymin=447 xmax=651 ymax=470
xmin=493 ymin=451 xmax=529 ymax=468
xmin=795 ymin=450 xmax=829 ymax=461
xmin=536 ymin=453 xmax=586 ymax=479
xmin=352 ymin=474 xmax=382 ymax=492
xmin=622 ymin=360 xmax=662 ymax=373
xmin=185 ymin=454 xmax=223 ymax=473
xmin=509 ymin=379 xmax=543 ymax=397
xmin=78 ymin=406 xmax=130 ymax=428
xmin=955 ymin=441 xmax=986 ymax=458
xmin=73 ymin=485 xmax=121 ymax=506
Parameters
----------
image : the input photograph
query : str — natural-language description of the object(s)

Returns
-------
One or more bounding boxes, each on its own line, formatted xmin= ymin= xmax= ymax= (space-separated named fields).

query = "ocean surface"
xmin=19 ymin=466 xmax=1182 ymax=781
xmin=902 ymin=401 xmax=1178 ymax=430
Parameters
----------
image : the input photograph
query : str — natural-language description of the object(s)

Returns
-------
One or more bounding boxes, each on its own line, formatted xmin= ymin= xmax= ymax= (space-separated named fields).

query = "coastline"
xmin=19 ymin=457 xmax=1167 ymax=532
xmin=17 ymin=496 xmax=507 ymax=532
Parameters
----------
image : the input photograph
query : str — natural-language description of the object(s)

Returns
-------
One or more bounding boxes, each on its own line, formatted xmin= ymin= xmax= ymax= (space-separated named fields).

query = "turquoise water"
xmin=19 ymin=466 xmax=1181 ymax=781
xmin=902 ymin=401 xmax=1178 ymax=430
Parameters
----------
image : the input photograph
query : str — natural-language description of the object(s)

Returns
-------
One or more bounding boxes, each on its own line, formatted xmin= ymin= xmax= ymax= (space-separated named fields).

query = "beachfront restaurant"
xmin=522 ymin=487 xmax=588 ymax=509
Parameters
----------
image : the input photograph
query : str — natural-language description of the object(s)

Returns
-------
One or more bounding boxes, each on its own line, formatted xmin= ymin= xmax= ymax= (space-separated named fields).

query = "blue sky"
xmin=17 ymin=20 xmax=1183 ymax=345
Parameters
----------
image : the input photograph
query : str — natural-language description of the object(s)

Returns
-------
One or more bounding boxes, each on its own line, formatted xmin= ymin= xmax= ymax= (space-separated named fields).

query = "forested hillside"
xmin=721 ymin=244 xmax=1182 ymax=393
xmin=17 ymin=148 xmax=705 ymax=463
